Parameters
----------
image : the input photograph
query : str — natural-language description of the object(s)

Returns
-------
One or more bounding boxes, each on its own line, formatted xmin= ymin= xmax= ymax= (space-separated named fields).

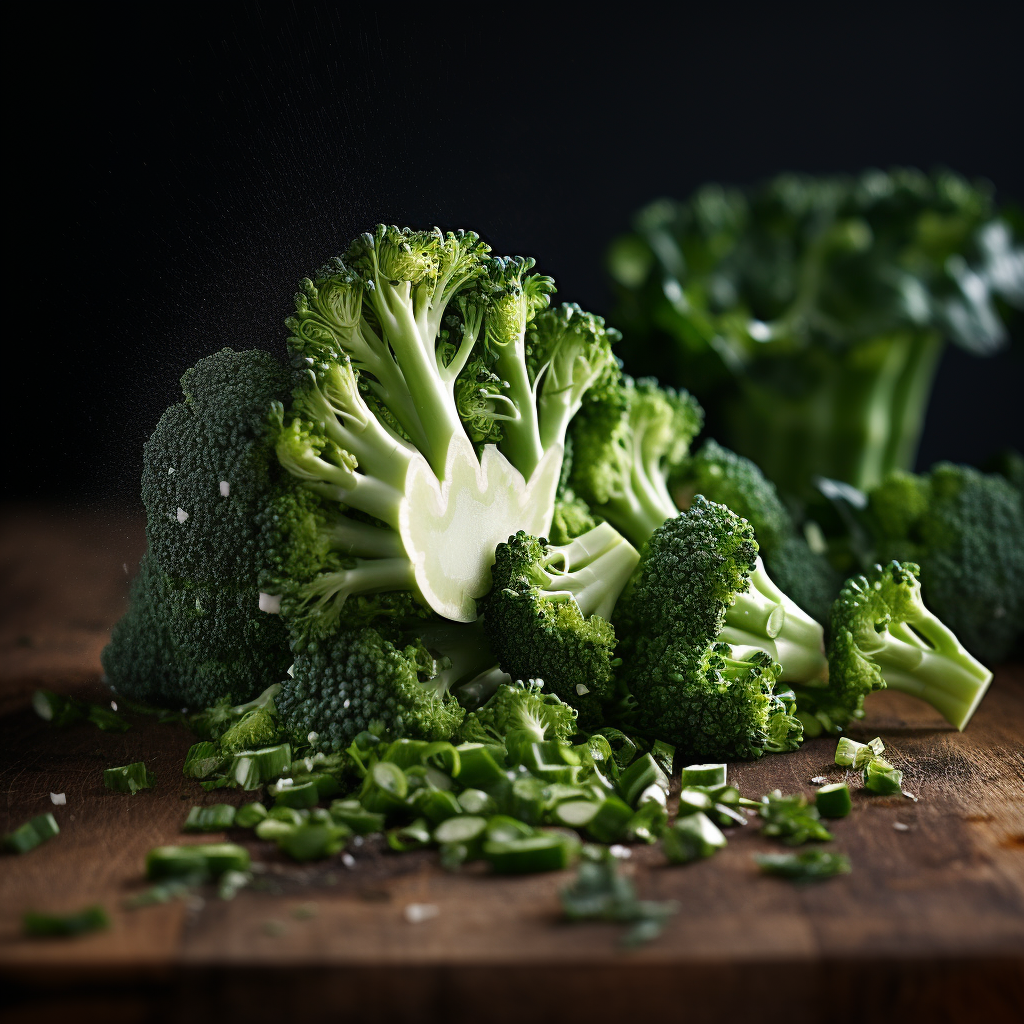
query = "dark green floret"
xmin=613 ymin=496 xmax=825 ymax=761
xmin=805 ymin=560 xmax=992 ymax=731
xmin=277 ymin=626 xmax=467 ymax=753
xmin=482 ymin=523 xmax=639 ymax=724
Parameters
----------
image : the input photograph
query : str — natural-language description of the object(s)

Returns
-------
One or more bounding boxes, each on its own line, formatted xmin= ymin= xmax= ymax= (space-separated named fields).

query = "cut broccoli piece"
xmin=803 ymin=560 xmax=992 ymax=731
xmin=482 ymin=523 xmax=639 ymax=724
xmin=613 ymin=497 xmax=826 ymax=761
xmin=569 ymin=375 xmax=703 ymax=548
xmin=459 ymin=679 xmax=578 ymax=749
xmin=866 ymin=463 xmax=1024 ymax=661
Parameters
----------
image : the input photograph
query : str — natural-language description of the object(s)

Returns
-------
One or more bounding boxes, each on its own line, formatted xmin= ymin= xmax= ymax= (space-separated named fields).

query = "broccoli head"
xmin=103 ymin=349 xmax=295 ymax=709
xmin=806 ymin=561 xmax=992 ymax=731
xmin=613 ymin=497 xmax=826 ymax=760
xmin=570 ymin=375 xmax=703 ymax=547
xmin=866 ymin=463 xmax=1024 ymax=661
xmin=482 ymin=523 xmax=639 ymax=725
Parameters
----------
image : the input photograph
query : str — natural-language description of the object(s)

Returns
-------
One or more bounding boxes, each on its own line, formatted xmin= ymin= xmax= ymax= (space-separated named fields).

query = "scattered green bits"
xmin=815 ymin=783 xmax=852 ymax=818
xmin=104 ymin=762 xmax=155 ymax=794
xmin=4 ymin=812 xmax=60 ymax=854
xmin=863 ymin=758 xmax=905 ymax=795
xmin=680 ymin=763 xmax=727 ymax=787
xmin=759 ymin=790 xmax=833 ymax=845
xmin=662 ymin=811 xmax=727 ymax=864
xmin=234 ymin=802 xmax=268 ymax=828
xmin=754 ymin=850 xmax=852 ymax=882
xmin=183 ymin=804 xmax=236 ymax=833
xmin=23 ymin=905 xmax=109 ymax=937
xmin=145 ymin=843 xmax=249 ymax=880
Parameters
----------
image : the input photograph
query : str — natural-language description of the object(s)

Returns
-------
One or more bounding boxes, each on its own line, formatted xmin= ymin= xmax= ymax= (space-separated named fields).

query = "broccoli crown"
xmin=678 ymin=439 xmax=841 ymax=623
xmin=278 ymin=627 xmax=465 ymax=753
xmin=613 ymin=168 xmax=1023 ymax=359
xmin=460 ymin=680 xmax=578 ymax=748
xmin=816 ymin=560 xmax=992 ymax=731
xmin=482 ymin=525 xmax=639 ymax=725
xmin=264 ymin=230 xmax=622 ymax=627
xmin=616 ymin=496 xmax=757 ymax=645
xmin=867 ymin=462 xmax=1024 ymax=661
xmin=569 ymin=376 xmax=703 ymax=548
xmin=142 ymin=348 xmax=293 ymax=586
xmin=547 ymin=492 xmax=598 ymax=546
xmin=612 ymin=497 xmax=822 ymax=759
xmin=105 ymin=349 xmax=295 ymax=710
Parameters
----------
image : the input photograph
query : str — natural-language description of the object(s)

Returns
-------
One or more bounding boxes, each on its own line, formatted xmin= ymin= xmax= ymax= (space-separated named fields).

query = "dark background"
xmin=11 ymin=3 xmax=1023 ymax=506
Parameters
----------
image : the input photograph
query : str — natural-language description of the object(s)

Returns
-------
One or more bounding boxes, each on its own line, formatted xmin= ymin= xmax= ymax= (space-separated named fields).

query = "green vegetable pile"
xmin=12 ymin=218 xmax=1004 ymax=942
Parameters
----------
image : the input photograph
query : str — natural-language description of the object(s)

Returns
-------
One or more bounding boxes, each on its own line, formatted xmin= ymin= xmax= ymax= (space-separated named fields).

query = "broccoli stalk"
xmin=482 ymin=523 xmax=640 ymax=724
xmin=266 ymin=229 xmax=620 ymax=627
xmin=804 ymin=561 xmax=992 ymax=732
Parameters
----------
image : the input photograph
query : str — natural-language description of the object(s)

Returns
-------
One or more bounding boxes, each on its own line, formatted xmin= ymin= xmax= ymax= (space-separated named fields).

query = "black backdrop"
xmin=11 ymin=3 xmax=1023 ymax=505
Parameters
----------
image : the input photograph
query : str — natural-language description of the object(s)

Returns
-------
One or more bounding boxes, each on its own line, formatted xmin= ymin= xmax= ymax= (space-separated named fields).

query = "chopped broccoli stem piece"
xmin=755 ymin=850 xmax=851 ymax=882
xmin=103 ymin=763 xmax=155 ymax=795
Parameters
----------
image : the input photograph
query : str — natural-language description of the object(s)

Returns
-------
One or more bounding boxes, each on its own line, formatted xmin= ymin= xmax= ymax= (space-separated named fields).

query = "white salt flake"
xmin=352 ymin=835 xmax=364 ymax=847
xmin=307 ymin=734 xmax=318 ymax=747
xmin=341 ymin=853 xmax=356 ymax=869
xmin=404 ymin=903 xmax=439 ymax=924
xmin=902 ymin=790 xmax=919 ymax=802
xmin=810 ymin=776 xmax=828 ymax=785
xmin=575 ymin=683 xmax=590 ymax=696
xmin=110 ymin=701 xmax=118 ymax=711
xmin=343 ymin=699 xmax=350 ymax=709
xmin=259 ymin=592 xmax=282 ymax=614
xmin=176 ymin=507 xmax=188 ymax=523
xmin=893 ymin=822 xmax=910 ymax=831
xmin=50 ymin=792 xmax=66 ymax=805
xmin=122 ymin=563 xmax=128 ymax=574
xmin=219 ymin=480 xmax=230 ymax=497
xmin=609 ymin=845 xmax=631 ymax=859
xmin=167 ymin=467 xmax=175 ymax=474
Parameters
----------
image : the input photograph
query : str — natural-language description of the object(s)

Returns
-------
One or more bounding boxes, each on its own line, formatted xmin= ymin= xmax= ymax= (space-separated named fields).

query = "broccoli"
xmin=802 ymin=561 xmax=992 ymax=732
xmin=678 ymin=439 xmax=841 ymax=623
xmin=569 ymin=375 xmax=703 ymax=548
xmin=265 ymin=233 xmax=620 ymax=628
xmin=277 ymin=626 xmax=467 ymax=752
xmin=102 ymin=349 xmax=295 ymax=709
xmin=610 ymin=168 xmax=1023 ymax=500
xmin=612 ymin=496 xmax=826 ymax=760
xmin=459 ymin=679 xmax=578 ymax=751
xmin=481 ymin=523 xmax=639 ymax=724
xmin=865 ymin=463 xmax=1024 ymax=661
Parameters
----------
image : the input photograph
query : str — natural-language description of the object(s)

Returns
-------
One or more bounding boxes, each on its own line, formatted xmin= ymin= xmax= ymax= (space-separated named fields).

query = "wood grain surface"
xmin=1 ymin=504 xmax=1022 ymax=1023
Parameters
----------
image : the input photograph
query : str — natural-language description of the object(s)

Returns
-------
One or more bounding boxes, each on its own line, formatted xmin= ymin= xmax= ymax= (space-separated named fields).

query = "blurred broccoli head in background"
xmin=609 ymin=168 xmax=1024 ymax=500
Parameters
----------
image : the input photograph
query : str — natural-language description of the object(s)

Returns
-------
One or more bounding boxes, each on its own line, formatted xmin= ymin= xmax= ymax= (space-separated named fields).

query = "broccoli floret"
xmin=866 ymin=463 xmax=1024 ymax=661
xmin=613 ymin=497 xmax=826 ymax=760
xmin=267 ymin=233 xmax=621 ymax=627
xmin=482 ymin=523 xmax=640 ymax=724
xmin=460 ymin=680 xmax=578 ymax=749
xmin=103 ymin=349 xmax=295 ymax=709
xmin=679 ymin=439 xmax=841 ymax=623
xmin=191 ymin=683 xmax=283 ymax=748
xmin=277 ymin=626 xmax=467 ymax=752
xmin=570 ymin=375 xmax=703 ymax=547
xmin=805 ymin=561 xmax=992 ymax=731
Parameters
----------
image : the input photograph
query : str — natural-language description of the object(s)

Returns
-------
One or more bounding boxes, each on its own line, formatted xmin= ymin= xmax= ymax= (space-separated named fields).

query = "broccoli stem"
xmin=324 ymin=518 xmax=406 ymax=558
xmin=727 ymin=329 xmax=942 ymax=498
xmin=494 ymin=340 xmax=544 ymax=478
xmin=861 ymin=611 xmax=991 ymax=730
xmin=540 ymin=521 xmax=641 ymax=620
xmin=718 ymin=558 xmax=828 ymax=684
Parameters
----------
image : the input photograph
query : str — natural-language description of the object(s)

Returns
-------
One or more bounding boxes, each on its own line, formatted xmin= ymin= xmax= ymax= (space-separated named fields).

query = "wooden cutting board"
xmin=1 ymin=504 xmax=1022 ymax=1023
